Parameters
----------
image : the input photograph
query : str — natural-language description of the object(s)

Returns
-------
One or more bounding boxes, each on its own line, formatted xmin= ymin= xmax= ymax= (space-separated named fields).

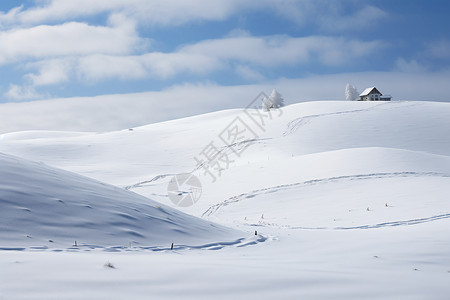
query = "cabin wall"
xmin=359 ymin=92 xmax=382 ymax=101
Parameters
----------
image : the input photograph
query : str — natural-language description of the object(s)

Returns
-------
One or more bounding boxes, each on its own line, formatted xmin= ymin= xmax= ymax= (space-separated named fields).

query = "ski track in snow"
xmin=124 ymin=174 xmax=175 ymax=190
xmin=203 ymin=171 xmax=450 ymax=219
xmin=283 ymin=101 xmax=418 ymax=136
xmin=125 ymin=102 xmax=423 ymax=192
xmin=334 ymin=213 xmax=450 ymax=229
xmin=124 ymin=138 xmax=272 ymax=191
xmin=245 ymin=213 xmax=450 ymax=231
xmin=205 ymin=103 xmax=414 ymax=163
xmin=191 ymin=138 xmax=272 ymax=172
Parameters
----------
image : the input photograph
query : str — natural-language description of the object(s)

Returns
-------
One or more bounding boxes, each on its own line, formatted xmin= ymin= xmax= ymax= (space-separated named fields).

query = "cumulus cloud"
xmin=0 ymin=0 xmax=388 ymax=32
xmin=235 ymin=65 xmax=265 ymax=81
xmin=74 ymin=35 xmax=381 ymax=81
xmin=1 ymin=70 xmax=449 ymax=133
xmin=0 ymin=14 xmax=144 ymax=65
xmin=0 ymin=0 xmax=245 ymax=27
xmin=6 ymin=33 xmax=382 ymax=96
xmin=0 ymin=1 xmax=389 ymax=85
xmin=181 ymin=35 xmax=381 ymax=67
xmin=25 ymin=59 xmax=74 ymax=86
xmin=140 ymin=53 xmax=221 ymax=78
xmin=76 ymin=55 xmax=148 ymax=81
xmin=0 ymin=5 xmax=23 ymax=26
xmin=76 ymin=52 xmax=221 ymax=81
xmin=5 ymin=84 xmax=42 ymax=101
xmin=0 ymin=0 xmax=397 ymax=104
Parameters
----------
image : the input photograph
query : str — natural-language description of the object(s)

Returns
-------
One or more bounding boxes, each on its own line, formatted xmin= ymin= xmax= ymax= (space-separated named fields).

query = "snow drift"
xmin=0 ymin=100 xmax=449 ymax=299
xmin=0 ymin=153 xmax=241 ymax=249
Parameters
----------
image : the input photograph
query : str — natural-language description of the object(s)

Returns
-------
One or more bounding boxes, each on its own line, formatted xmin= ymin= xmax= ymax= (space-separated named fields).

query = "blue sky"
xmin=0 ymin=0 xmax=450 ymax=103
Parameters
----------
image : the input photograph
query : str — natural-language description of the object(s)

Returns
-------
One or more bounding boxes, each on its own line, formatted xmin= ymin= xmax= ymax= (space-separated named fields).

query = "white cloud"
xmin=0 ymin=5 xmax=23 ymax=26
xmin=261 ymin=1 xmax=388 ymax=32
xmin=428 ymin=39 xmax=450 ymax=60
xmin=394 ymin=58 xmax=427 ymax=73
xmin=319 ymin=5 xmax=388 ymax=32
xmin=0 ymin=0 xmax=388 ymax=32
xmin=0 ymin=14 xmax=144 ymax=65
xmin=235 ymin=65 xmax=265 ymax=81
xmin=5 ymin=84 xmax=42 ymax=101
xmin=76 ymin=52 xmax=220 ymax=81
xmin=1 ymin=70 xmax=449 ymax=133
xmin=76 ymin=55 xmax=148 ymax=81
xmin=26 ymin=59 xmax=74 ymax=86
xmin=11 ymin=34 xmax=381 ymax=86
xmin=141 ymin=53 xmax=221 ymax=78
xmin=0 ymin=1 xmax=391 ymax=101
xmin=71 ymin=35 xmax=382 ymax=82
xmin=182 ymin=35 xmax=381 ymax=67
xmin=0 ymin=0 xmax=245 ymax=27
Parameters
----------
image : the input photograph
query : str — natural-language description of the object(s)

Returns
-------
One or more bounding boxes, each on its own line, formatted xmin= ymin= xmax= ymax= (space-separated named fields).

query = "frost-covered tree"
xmin=261 ymin=96 xmax=271 ymax=111
xmin=345 ymin=83 xmax=359 ymax=101
xmin=262 ymin=89 xmax=285 ymax=110
xmin=270 ymin=89 xmax=285 ymax=107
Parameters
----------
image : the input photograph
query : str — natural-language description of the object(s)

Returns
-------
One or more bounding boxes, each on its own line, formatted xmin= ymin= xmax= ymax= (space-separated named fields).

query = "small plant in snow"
xmin=104 ymin=262 xmax=116 ymax=269
xmin=262 ymin=89 xmax=285 ymax=110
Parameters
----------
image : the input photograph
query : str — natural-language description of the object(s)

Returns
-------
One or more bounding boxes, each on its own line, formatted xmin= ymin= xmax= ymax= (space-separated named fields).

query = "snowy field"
xmin=1 ymin=100 xmax=449 ymax=299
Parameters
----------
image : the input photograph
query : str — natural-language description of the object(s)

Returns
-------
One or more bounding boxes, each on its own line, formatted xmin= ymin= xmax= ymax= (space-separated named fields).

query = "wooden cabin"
xmin=359 ymin=87 xmax=391 ymax=101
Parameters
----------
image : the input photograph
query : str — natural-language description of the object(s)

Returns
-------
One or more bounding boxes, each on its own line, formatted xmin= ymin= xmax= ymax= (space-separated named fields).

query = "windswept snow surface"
xmin=0 ymin=153 xmax=242 ymax=249
xmin=1 ymin=100 xmax=450 ymax=299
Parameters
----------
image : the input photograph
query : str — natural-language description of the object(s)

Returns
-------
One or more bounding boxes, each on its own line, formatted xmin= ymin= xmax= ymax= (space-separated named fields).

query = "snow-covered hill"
xmin=1 ymin=100 xmax=449 ymax=299
xmin=2 ymin=101 xmax=449 ymax=219
xmin=0 ymin=152 xmax=242 ymax=249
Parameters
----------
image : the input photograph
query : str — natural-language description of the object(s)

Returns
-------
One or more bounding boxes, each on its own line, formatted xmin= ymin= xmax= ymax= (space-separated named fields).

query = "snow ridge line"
xmin=202 ymin=171 xmax=449 ymax=217
xmin=283 ymin=101 xmax=416 ymax=136
xmin=0 ymin=235 xmax=269 ymax=252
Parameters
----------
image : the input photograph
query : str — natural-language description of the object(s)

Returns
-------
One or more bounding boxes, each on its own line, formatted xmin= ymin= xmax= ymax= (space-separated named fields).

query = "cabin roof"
xmin=360 ymin=87 xmax=382 ymax=97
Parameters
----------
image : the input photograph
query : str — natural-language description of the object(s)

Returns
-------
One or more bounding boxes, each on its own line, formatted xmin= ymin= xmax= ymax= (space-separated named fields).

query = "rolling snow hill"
xmin=1 ymin=101 xmax=449 ymax=220
xmin=0 ymin=152 xmax=243 ymax=250
xmin=1 ymin=100 xmax=449 ymax=299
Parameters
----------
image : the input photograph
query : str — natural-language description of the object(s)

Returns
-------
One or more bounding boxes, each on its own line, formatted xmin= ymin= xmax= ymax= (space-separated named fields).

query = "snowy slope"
xmin=0 ymin=152 xmax=243 ymax=249
xmin=2 ymin=101 xmax=448 ymax=218
xmin=1 ymin=100 xmax=450 ymax=299
xmin=203 ymin=147 xmax=450 ymax=228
